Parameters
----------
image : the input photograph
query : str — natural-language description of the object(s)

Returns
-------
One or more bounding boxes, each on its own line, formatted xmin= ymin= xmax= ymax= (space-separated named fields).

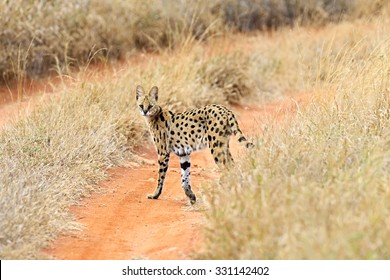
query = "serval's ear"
xmin=136 ymin=85 xmax=145 ymax=101
xmin=149 ymin=86 xmax=158 ymax=101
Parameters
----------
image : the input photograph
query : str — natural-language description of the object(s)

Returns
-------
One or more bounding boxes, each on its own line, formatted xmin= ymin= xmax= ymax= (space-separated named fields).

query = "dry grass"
xmin=201 ymin=17 xmax=390 ymax=259
xmin=1 ymin=1 xmax=390 ymax=260
xmin=2 ymin=0 xmax=389 ymax=83
xmin=0 ymin=83 xmax=145 ymax=258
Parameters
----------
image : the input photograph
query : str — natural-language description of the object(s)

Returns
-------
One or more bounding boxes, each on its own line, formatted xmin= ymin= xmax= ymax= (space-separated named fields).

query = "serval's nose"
xmin=140 ymin=104 xmax=152 ymax=115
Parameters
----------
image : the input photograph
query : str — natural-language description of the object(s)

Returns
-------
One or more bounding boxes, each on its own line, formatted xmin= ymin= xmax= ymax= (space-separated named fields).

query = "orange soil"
xmin=43 ymin=100 xmax=301 ymax=260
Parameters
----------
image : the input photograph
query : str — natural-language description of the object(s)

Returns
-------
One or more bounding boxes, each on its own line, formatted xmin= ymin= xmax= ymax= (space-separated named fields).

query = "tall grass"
xmin=0 ymin=82 xmax=144 ymax=258
xmin=0 ymin=0 xmax=215 ymax=82
xmin=201 ymin=17 xmax=390 ymax=259
xmin=2 ymin=0 xmax=389 ymax=83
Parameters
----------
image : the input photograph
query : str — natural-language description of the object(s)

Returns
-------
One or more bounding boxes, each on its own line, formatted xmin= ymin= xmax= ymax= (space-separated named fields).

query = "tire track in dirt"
xmin=43 ymin=98 xmax=304 ymax=260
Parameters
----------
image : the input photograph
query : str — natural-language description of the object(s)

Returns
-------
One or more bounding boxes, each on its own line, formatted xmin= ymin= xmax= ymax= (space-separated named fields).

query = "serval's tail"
xmin=228 ymin=111 xmax=254 ymax=148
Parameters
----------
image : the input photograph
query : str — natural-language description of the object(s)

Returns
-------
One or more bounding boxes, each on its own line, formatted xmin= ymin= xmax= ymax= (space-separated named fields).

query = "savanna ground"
xmin=1 ymin=0 xmax=390 ymax=260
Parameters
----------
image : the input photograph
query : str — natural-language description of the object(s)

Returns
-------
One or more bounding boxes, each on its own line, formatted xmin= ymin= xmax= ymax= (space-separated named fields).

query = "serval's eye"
xmin=139 ymin=104 xmax=144 ymax=111
xmin=146 ymin=104 xmax=153 ymax=111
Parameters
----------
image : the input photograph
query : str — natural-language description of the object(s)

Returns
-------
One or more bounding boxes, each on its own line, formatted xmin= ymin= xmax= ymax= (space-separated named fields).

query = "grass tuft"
xmin=199 ymin=53 xmax=254 ymax=104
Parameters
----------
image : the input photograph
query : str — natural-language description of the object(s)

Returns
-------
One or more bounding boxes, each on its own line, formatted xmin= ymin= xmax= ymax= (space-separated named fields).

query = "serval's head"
xmin=136 ymin=85 xmax=160 ymax=117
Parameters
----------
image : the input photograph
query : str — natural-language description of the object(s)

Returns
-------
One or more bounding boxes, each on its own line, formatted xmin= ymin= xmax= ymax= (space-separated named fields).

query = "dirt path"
xmin=43 ymin=99 xmax=301 ymax=260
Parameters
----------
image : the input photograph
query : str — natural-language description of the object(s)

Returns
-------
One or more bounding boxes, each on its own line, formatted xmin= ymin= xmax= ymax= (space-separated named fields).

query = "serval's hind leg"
xmin=180 ymin=154 xmax=196 ymax=204
xmin=209 ymin=137 xmax=233 ymax=168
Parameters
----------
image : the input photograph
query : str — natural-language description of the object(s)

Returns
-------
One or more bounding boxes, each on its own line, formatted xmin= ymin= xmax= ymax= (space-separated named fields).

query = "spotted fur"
xmin=136 ymin=85 xmax=253 ymax=204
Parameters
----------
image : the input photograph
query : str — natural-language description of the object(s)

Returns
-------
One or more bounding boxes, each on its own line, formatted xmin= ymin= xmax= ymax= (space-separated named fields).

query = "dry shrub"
xmin=130 ymin=0 xmax=218 ymax=51
xmin=0 ymin=0 xmax=113 ymax=81
xmin=0 ymin=0 xmax=217 ymax=82
xmin=199 ymin=53 xmax=254 ymax=104
xmin=212 ymin=0 xmax=357 ymax=31
xmin=353 ymin=0 xmax=390 ymax=18
xmin=212 ymin=0 xmax=292 ymax=31
xmin=2 ymin=0 xmax=389 ymax=84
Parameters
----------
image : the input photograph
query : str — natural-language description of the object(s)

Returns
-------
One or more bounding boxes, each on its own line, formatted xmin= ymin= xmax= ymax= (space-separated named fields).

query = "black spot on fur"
xmin=159 ymin=166 xmax=168 ymax=173
xmin=246 ymin=142 xmax=254 ymax=148
xmin=180 ymin=161 xmax=190 ymax=171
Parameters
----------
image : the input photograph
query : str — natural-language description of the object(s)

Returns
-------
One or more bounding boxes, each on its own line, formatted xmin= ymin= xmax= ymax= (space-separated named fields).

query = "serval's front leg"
xmin=180 ymin=154 xmax=196 ymax=204
xmin=148 ymin=153 xmax=170 ymax=200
